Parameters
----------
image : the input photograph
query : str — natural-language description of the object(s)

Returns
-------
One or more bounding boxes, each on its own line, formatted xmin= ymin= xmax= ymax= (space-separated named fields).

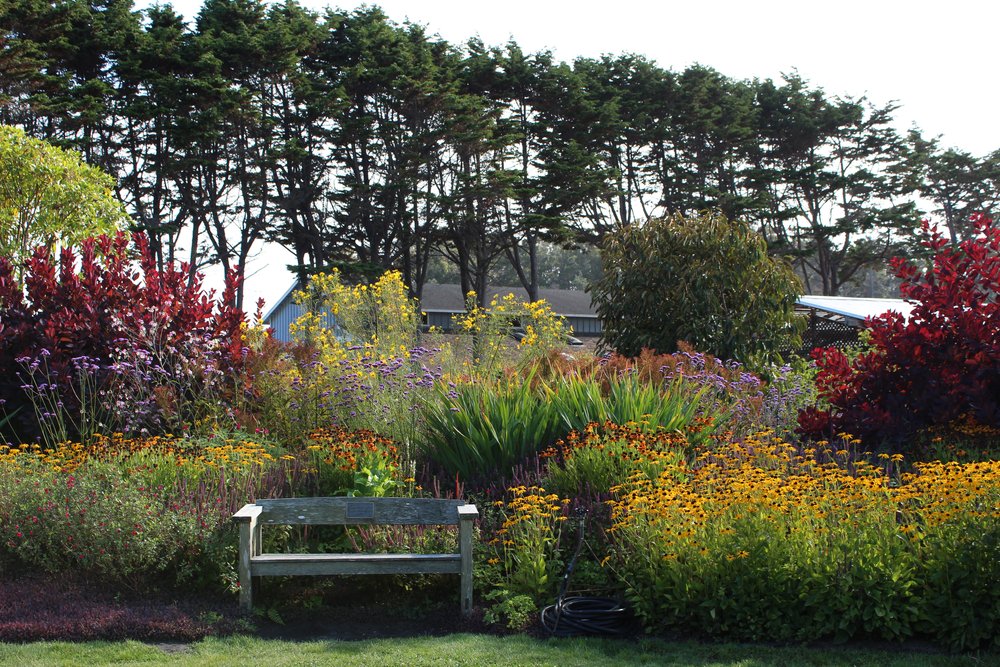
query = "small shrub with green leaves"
xmin=304 ymin=427 xmax=411 ymax=498
xmin=591 ymin=211 xmax=802 ymax=367
xmin=0 ymin=463 xmax=207 ymax=588
xmin=483 ymin=590 xmax=537 ymax=631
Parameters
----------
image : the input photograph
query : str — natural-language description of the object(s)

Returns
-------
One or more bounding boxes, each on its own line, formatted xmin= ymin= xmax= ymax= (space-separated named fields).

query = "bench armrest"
xmin=233 ymin=503 xmax=263 ymax=522
xmin=457 ymin=504 xmax=478 ymax=520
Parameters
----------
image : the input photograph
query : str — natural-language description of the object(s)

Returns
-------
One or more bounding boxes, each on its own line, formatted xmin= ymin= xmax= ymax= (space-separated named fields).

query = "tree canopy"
xmin=0 ymin=125 xmax=128 ymax=271
xmin=1 ymin=1 xmax=994 ymax=306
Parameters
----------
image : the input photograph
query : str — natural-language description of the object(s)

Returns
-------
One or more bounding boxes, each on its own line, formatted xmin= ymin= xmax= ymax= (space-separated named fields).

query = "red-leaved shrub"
xmin=798 ymin=214 xmax=1000 ymax=445
xmin=0 ymin=232 xmax=246 ymax=439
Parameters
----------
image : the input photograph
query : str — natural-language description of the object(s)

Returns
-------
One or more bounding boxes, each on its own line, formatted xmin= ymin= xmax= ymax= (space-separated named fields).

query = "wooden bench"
xmin=232 ymin=497 xmax=479 ymax=616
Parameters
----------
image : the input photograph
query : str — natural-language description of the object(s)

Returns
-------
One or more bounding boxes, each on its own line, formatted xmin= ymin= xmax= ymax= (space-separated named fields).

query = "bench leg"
xmin=460 ymin=566 xmax=472 ymax=617
xmin=239 ymin=521 xmax=254 ymax=612
xmin=459 ymin=518 xmax=474 ymax=616
xmin=238 ymin=576 xmax=252 ymax=613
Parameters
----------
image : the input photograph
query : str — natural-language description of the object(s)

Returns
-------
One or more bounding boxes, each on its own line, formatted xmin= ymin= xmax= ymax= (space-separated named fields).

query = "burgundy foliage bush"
xmin=0 ymin=232 xmax=247 ymax=439
xmin=798 ymin=214 xmax=1000 ymax=445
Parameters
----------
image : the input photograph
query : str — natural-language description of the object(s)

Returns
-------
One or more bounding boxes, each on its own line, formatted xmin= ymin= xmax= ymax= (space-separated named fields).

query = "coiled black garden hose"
xmin=539 ymin=513 xmax=631 ymax=637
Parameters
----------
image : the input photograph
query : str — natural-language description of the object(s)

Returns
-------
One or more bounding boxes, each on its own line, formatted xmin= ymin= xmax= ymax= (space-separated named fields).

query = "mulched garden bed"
xmin=0 ymin=574 xmax=492 ymax=643
xmin=0 ymin=574 xmax=977 ymax=657
xmin=0 ymin=574 xmax=245 ymax=642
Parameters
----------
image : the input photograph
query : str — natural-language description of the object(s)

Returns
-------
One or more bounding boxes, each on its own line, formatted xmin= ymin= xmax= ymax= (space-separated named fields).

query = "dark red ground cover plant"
xmin=798 ymin=213 xmax=1000 ymax=447
xmin=0 ymin=575 xmax=243 ymax=641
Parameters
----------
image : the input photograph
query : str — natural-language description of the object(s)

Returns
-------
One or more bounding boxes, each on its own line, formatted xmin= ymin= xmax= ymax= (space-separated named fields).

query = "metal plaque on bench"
xmin=346 ymin=501 xmax=375 ymax=520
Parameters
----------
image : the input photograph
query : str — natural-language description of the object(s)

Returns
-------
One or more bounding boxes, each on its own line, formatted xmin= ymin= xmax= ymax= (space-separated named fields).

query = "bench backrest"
xmin=254 ymin=497 xmax=467 ymax=526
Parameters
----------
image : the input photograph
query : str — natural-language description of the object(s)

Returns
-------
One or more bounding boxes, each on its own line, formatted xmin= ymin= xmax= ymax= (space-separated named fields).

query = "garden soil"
xmin=0 ymin=574 xmax=492 ymax=643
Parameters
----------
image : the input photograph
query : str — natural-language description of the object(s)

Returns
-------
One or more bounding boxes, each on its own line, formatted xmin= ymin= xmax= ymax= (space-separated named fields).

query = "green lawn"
xmin=0 ymin=634 xmax=989 ymax=667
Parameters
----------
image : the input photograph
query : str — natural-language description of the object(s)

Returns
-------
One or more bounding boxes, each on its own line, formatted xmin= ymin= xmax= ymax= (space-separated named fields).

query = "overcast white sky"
xmin=137 ymin=0 xmax=1000 ymax=307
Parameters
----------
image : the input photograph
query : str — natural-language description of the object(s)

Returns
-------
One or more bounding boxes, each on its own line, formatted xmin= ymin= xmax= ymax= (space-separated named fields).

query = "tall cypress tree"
xmin=192 ymin=0 xmax=279 ymax=308
xmin=261 ymin=0 xmax=335 ymax=284
xmin=755 ymin=75 xmax=917 ymax=295
xmin=905 ymin=130 xmax=1000 ymax=245
xmin=116 ymin=3 xmax=194 ymax=271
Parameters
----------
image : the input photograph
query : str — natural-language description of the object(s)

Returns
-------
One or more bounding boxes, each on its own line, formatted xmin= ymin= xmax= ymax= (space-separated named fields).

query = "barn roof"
xmin=419 ymin=284 xmax=596 ymax=317
xmin=796 ymin=295 xmax=914 ymax=324
xmin=262 ymin=279 xmax=303 ymax=323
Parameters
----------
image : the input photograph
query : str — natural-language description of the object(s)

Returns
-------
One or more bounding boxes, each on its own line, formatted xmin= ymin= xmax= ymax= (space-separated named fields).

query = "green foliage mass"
xmin=0 ymin=462 xmax=205 ymax=587
xmin=420 ymin=371 xmax=714 ymax=483
xmin=591 ymin=211 xmax=802 ymax=366
xmin=0 ymin=126 xmax=128 ymax=268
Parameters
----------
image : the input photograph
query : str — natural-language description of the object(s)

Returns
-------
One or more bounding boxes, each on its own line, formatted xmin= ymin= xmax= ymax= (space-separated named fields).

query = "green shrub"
xmin=607 ymin=435 xmax=1000 ymax=649
xmin=590 ymin=211 xmax=802 ymax=367
xmin=0 ymin=462 xmax=207 ymax=588
xmin=304 ymin=427 xmax=410 ymax=497
xmin=918 ymin=519 xmax=1000 ymax=651
xmin=483 ymin=590 xmax=537 ymax=631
